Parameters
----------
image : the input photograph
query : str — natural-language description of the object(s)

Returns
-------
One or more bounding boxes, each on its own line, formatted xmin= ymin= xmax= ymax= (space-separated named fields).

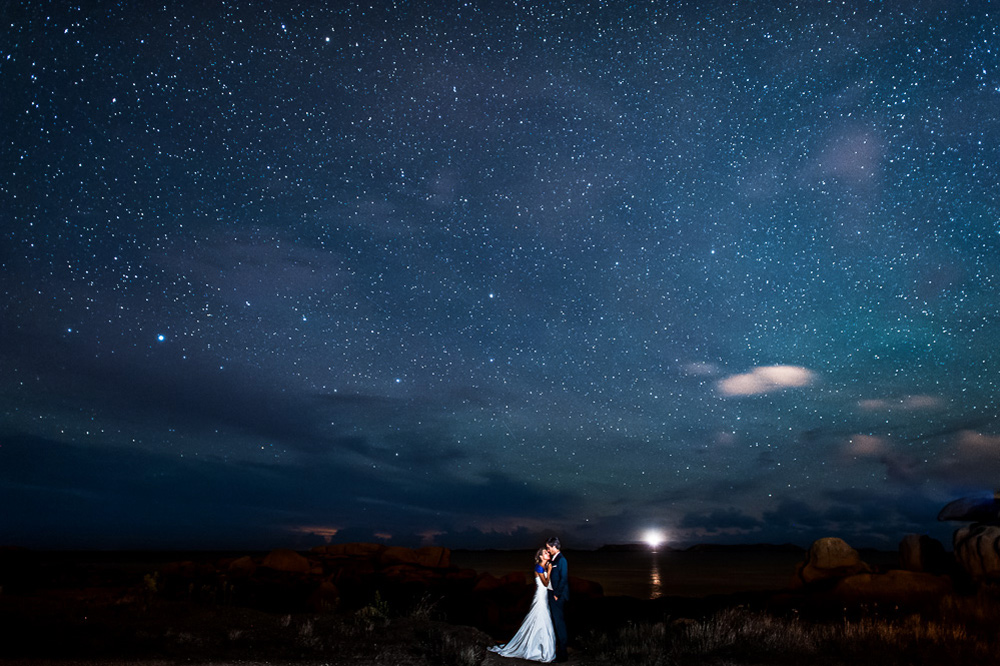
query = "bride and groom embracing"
xmin=488 ymin=537 xmax=569 ymax=663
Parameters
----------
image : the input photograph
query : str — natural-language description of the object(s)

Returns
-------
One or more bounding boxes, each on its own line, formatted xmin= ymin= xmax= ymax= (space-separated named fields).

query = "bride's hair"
xmin=534 ymin=547 xmax=548 ymax=564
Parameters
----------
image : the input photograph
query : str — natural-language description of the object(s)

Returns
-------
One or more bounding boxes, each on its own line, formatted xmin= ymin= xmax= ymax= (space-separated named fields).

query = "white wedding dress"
xmin=488 ymin=569 xmax=556 ymax=662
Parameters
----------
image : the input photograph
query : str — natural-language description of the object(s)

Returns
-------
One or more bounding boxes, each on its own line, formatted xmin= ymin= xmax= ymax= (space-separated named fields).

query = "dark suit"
xmin=548 ymin=551 xmax=569 ymax=661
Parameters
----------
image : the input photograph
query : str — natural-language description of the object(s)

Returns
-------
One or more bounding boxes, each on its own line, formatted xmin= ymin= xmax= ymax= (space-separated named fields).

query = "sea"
xmin=451 ymin=547 xmax=899 ymax=600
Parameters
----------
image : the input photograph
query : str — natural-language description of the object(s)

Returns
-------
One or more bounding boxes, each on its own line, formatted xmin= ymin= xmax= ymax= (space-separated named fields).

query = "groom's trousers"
xmin=549 ymin=595 xmax=567 ymax=661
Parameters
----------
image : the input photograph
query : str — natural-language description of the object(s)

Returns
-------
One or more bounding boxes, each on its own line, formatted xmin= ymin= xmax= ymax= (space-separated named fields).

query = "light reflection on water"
xmin=649 ymin=553 xmax=662 ymax=599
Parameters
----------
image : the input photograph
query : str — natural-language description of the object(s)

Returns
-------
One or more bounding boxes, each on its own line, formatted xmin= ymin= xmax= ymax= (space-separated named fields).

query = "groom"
xmin=545 ymin=536 xmax=569 ymax=662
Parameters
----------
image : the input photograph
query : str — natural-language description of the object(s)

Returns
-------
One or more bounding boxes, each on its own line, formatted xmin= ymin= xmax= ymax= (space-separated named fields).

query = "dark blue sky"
xmin=2 ymin=1 xmax=998 ymax=551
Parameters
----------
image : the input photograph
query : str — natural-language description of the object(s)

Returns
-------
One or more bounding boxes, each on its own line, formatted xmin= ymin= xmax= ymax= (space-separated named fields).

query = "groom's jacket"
xmin=550 ymin=553 xmax=570 ymax=601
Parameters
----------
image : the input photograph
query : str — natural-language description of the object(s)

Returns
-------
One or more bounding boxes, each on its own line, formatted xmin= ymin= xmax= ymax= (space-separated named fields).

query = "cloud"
xmin=717 ymin=365 xmax=817 ymax=396
xmin=678 ymin=508 xmax=764 ymax=531
xmin=813 ymin=126 xmax=882 ymax=184
xmin=953 ymin=430 xmax=1000 ymax=455
xmin=844 ymin=434 xmax=887 ymax=458
xmin=683 ymin=361 xmax=720 ymax=376
xmin=932 ymin=430 xmax=1000 ymax=485
xmin=858 ymin=394 xmax=945 ymax=412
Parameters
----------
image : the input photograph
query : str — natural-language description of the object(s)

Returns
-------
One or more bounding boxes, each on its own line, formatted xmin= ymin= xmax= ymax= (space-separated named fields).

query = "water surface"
xmin=452 ymin=549 xmax=898 ymax=599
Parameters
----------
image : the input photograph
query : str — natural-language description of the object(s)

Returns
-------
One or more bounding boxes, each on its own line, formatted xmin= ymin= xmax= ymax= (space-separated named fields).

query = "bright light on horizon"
xmin=643 ymin=529 xmax=666 ymax=550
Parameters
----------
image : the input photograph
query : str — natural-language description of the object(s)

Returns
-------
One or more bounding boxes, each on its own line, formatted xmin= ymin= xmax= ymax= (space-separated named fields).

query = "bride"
xmin=488 ymin=547 xmax=556 ymax=662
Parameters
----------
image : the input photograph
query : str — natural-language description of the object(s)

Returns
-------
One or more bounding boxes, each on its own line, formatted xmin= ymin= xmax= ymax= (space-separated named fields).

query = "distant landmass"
xmin=684 ymin=542 xmax=806 ymax=553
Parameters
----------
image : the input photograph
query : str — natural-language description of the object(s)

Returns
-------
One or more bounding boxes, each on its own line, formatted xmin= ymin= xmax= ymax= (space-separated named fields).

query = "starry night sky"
xmin=2 ymin=1 xmax=998 ymax=551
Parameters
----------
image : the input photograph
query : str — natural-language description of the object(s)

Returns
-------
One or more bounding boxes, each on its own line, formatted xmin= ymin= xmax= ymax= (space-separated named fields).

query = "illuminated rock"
xmin=227 ymin=555 xmax=258 ymax=577
xmin=261 ymin=548 xmax=311 ymax=574
xmin=898 ymin=534 xmax=950 ymax=574
xmin=792 ymin=537 xmax=871 ymax=587
xmin=953 ymin=524 xmax=1000 ymax=581
xmin=832 ymin=570 xmax=953 ymax=603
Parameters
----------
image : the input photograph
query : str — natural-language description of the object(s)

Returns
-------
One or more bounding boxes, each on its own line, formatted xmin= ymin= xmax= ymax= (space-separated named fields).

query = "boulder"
xmin=261 ymin=549 xmax=311 ymax=574
xmin=382 ymin=564 xmax=436 ymax=583
xmin=793 ymin=537 xmax=871 ymax=587
xmin=938 ymin=494 xmax=1000 ymax=524
xmin=380 ymin=546 xmax=421 ymax=566
xmin=569 ymin=576 xmax=604 ymax=599
xmin=473 ymin=572 xmax=502 ymax=593
xmin=832 ymin=570 xmax=953 ymax=603
xmin=445 ymin=567 xmax=478 ymax=583
xmin=308 ymin=579 xmax=340 ymax=612
xmin=500 ymin=571 xmax=528 ymax=586
xmin=333 ymin=558 xmax=377 ymax=578
xmin=953 ymin=524 xmax=1000 ymax=581
xmin=312 ymin=542 xmax=386 ymax=559
xmin=228 ymin=555 xmax=258 ymax=577
xmin=899 ymin=534 xmax=950 ymax=574
xmin=414 ymin=546 xmax=451 ymax=569
xmin=375 ymin=545 xmax=450 ymax=568
xmin=161 ymin=560 xmax=216 ymax=577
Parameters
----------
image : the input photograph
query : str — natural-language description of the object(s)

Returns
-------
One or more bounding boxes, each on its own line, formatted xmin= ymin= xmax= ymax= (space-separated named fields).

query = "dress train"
xmin=488 ymin=575 xmax=555 ymax=662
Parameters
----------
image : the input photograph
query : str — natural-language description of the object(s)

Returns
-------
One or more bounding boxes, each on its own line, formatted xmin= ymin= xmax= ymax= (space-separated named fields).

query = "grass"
xmin=579 ymin=591 xmax=1000 ymax=666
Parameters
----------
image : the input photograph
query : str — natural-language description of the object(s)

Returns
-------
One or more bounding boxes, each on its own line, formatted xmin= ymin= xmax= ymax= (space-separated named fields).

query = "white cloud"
xmin=716 ymin=365 xmax=817 ymax=396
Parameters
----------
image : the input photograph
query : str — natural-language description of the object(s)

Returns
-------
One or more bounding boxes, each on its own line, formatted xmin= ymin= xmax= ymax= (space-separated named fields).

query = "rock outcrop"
xmin=792 ymin=537 xmax=871 ymax=588
xmin=150 ymin=542 xmax=604 ymax=626
xmin=261 ymin=548 xmax=312 ymax=574
xmin=938 ymin=493 xmax=1000 ymax=524
xmin=938 ymin=493 xmax=1000 ymax=583
xmin=953 ymin=524 xmax=1000 ymax=582
xmin=832 ymin=569 xmax=953 ymax=603
xmin=791 ymin=537 xmax=953 ymax=607
xmin=899 ymin=534 xmax=950 ymax=574
xmin=379 ymin=545 xmax=451 ymax=569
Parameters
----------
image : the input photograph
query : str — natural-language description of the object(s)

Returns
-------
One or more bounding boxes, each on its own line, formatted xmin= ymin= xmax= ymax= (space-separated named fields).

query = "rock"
xmin=161 ymin=560 xmax=216 ymax=577
xmin=473 ymin=572 xmax=502 ymax=593
xmin=377 ymin=545 xmax=451 ymax=569
xmin=444 ymin=568 xmax=478 ymax=583
xmin=380 ymin=546 xmax=420 ymax=566
xmin=938 ymin=493 xmax=1000 ymax=524
xmin=832 ymin=570 xmax=953 ymax=603
xmin=500 ymin=571 xmax=528 ymax=587
xmin=308 ymin=579 xmax=340 ymax=612
xmin=312 ymin=542 xmax=386 ymax=559
xmin=473 ymin=571 xmax=527 ymax=604
xmin=334 ymin=558 xmax=376 ymax=577
xmin=414 ymin=546 xmax=451 ymax=569
xmin=793 ymin=537 xmax=871 ymax=587
xmin=261 ymin=549 xmax=311 ymax=574
xmin=808 ymin=537 xmax=866 ymax=570
xmin=899 ymin=534 xmax=950 ymax=574
xmin=569 ymin=576 xmax=604 ymax=599
xmin=228 ymin=555 xmax=258 ymax=577
xmin=953 ymin=524 xmax=1000 ymax=581
xmin=382 ymin=564 xmax=436 ymax=583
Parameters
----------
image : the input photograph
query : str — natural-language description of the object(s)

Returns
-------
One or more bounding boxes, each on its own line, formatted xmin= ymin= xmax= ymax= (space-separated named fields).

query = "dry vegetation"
xmin=5 ymin=587 xmax=999 ymax=666
xmin=0 ymin=589 xmax=489 ymax=666
xmin=581 ymin=589 xmax=1000 ymax=666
